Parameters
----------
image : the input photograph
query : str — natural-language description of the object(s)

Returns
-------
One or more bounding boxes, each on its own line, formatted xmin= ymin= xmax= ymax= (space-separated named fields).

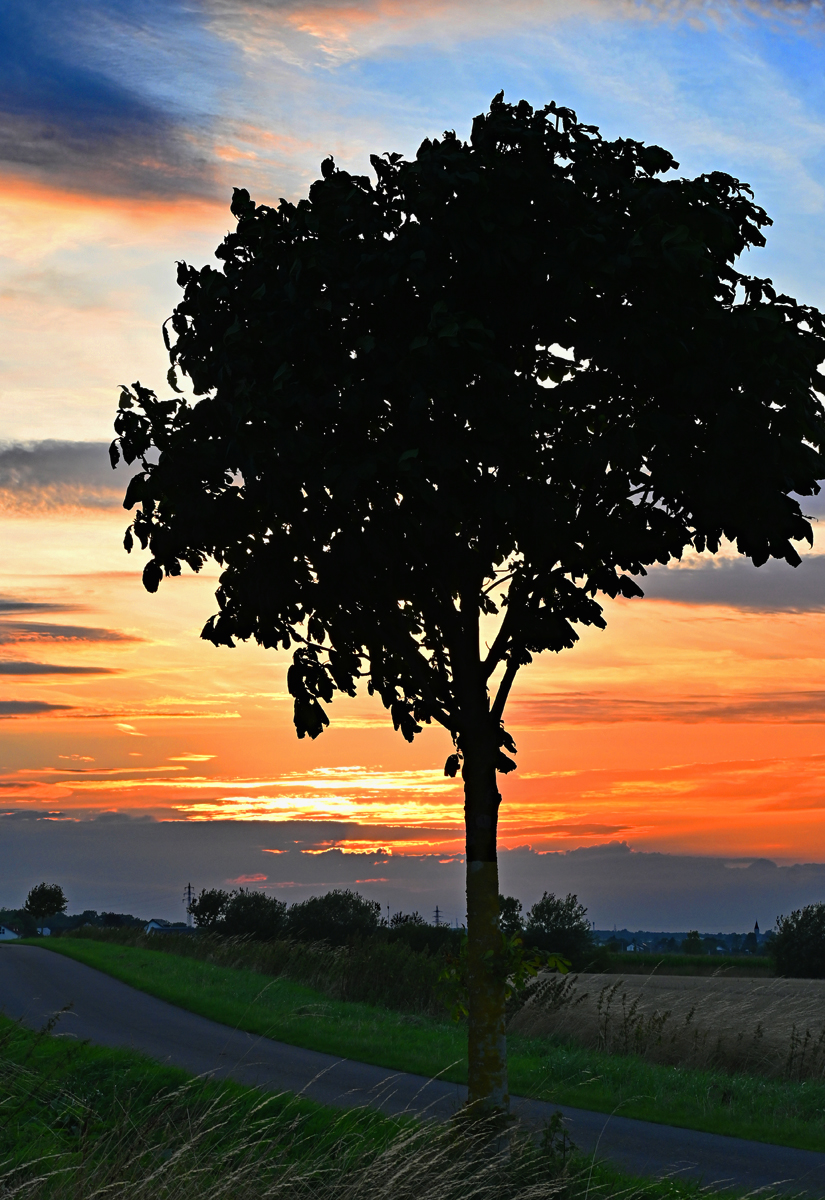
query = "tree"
xmin=24 ymin=883 xmax=67 ymax=932
xmin=771 ymin=904 xmax=825 ymax=977
xmin=189 ymin=887 xmax=231 ymax=929
xmin=524 ymin=892 xmax=594 ymax=966
xmin=223 ymin=889 xmax=286 ymax=940
xmin=681 ymin=930 xmax=703 ymax=954
xmin=285 ymin=888 xmax=381 ymax=945
xmin=111 ymin=95 xmax=825 ymax=1112
xmin=498 ymin=895 xmax=524 ymax=939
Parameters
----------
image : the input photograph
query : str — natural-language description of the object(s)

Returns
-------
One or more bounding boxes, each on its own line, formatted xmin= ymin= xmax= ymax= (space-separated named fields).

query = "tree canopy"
xmin=24 ymin=883 xmax=67 ymax=924
xmin=113 ymin=94 xmax=825 ymax=766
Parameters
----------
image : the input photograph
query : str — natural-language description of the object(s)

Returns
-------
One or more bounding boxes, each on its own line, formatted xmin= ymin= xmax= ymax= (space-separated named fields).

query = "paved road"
xmin=2 ymin=946 xmax=824 ymax=1196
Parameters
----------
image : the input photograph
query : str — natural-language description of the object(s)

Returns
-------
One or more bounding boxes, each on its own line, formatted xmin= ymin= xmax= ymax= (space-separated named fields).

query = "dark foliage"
xmin=24 ymin=883 xmax=67 ymax=925
xmin=111 ymin=94 xmax=825 ymax=763
xmin=285 ymin=889 xmax=380 ymax=946
xmin=188 ymin=887 xmax=232 ymax=928
xmin=681 ymin=931 xmax=703 ymax=954
xmin=524 ymin=892 xmax=597 ymax=968
xmin=771 ymin=903 xmax=825 ymax=978
xmin=499 ymin=895 xmax=524 ymax=938
xmin=222 ymin=889 xmax=287 ymax=940
xmin=384 ymin=922 xmax=462 ymax=956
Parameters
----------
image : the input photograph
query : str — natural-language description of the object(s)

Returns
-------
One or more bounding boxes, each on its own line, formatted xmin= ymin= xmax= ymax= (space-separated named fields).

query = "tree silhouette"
xmin=112 ymin=95 xmax=825 ymax=1112
xmin=24 ymin=882 xmax=67 ymax=932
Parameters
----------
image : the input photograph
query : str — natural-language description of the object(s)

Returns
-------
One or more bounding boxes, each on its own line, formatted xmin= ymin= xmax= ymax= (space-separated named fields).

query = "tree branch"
xmin=490 ymin=655 xmax=521 ymax=725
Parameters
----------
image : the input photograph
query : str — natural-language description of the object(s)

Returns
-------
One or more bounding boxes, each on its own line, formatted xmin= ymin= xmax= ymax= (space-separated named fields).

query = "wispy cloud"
xmin=513 ymin=689 xmax=825 ymax=726
xmin=639 ymin=554 xmax=825 ymax=612
xmin=0 ymin=441 xmax=134 ymax=512
xmin=0 ymin=622 xmax=139 ymax=645
xmin=0 ymin=661 xmax=116 ymax=675
xmin=0 ymin=700 xmax=72 ymax=716
xmin=0 ymin=1 xmax=227 ymax=197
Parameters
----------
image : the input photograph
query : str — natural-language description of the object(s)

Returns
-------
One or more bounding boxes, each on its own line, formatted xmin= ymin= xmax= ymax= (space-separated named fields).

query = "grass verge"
xmin=11 ymin=938 xmax=825 ymax=1153
xmin=0 ymin=1011 xmax=744 ymax=1200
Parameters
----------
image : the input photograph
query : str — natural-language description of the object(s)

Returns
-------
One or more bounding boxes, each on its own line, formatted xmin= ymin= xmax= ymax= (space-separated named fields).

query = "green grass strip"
xmin=13 ymin=938 xmax=825 ymax=1154
xmin=0 ymin=1010 xmax=749 ymax=1200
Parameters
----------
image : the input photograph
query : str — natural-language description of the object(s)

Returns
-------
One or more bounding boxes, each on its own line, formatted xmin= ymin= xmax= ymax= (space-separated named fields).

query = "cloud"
xmin=0 ymin=622 xmax=138 ymax=645
xmin=0 ymin=662 xmax=116 ymax=675
xmin=0 ymin=598 xmax=75 ymax=614
xmin=0 ymin=441 xmax=135 ymax=512
xmin=0 ymin=2 xmax=223 ymax=198
xmin=638 ymin=553 xmax=825 ymax=612
xmin=513 ymin=689 xmax=825 ymax=726
xmin=2 ymin=814 xmax=825 ymax=929
xmin=0 ymin=701 xmax=72 ymax=716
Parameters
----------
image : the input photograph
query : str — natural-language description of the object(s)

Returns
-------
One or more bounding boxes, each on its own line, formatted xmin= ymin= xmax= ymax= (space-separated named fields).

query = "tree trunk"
xmin=463 ymin=739 xmax=508 ymax=1113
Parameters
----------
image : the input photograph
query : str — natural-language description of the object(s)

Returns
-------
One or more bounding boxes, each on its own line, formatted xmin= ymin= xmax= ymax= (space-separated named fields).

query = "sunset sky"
xmin=4 ymin=0 xmax=825 ymax=918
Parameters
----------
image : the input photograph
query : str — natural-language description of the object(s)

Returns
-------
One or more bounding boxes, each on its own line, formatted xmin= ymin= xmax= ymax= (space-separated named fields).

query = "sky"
xmin=4 ymin=0 xmax=825 ymax=922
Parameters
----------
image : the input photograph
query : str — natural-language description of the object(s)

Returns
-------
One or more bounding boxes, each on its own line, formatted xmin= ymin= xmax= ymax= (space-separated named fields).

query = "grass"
xmin=12 ymin=937 xmax=825 ymax=1154
xmin=511 ymin=971 xmax=825 ymax=1081
xmin=0 ymin=1010 xmax=748 ymax=1200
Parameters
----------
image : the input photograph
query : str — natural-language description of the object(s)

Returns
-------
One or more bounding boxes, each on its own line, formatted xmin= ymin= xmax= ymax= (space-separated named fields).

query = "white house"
xmin=0 ymin=925 xmax=19 ymax=940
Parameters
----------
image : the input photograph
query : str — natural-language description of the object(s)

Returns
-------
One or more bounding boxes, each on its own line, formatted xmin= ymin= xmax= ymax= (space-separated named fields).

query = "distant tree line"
xmin=188 ymin=887 xmax=461 ymax=953
xmin=187 ymin=885 xmax=604 ymax=968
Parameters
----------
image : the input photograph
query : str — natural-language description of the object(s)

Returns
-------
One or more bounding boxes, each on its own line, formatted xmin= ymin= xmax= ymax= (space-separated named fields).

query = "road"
xmin=2 ymin=945 xmax=824 ymax=1195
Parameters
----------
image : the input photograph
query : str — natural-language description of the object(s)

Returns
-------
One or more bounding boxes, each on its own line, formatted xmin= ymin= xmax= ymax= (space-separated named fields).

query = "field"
xmin=15 ymin=936 xmax=825 ymax=1153
xmin=604 ymin=953 xmax=773 ymax=978
xmin=0 ymin=1005 xmax=741 ymax=1200
xmin=512 ymin=971 xmax=825 ymax=1079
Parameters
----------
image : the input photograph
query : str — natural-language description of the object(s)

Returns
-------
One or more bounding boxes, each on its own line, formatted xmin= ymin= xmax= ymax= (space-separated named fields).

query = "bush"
xmin=223 ymin=890 xmax=287 ymax=940
xmin=771 ymin=903 xmax=825 ymax=978
xmin=65 ymin=926 xmax=450 ymax=1014
xmin=499 ymin=895 xmax=524 ymax=938
xmin=285 ymin=889 xmax=380 ymax=946
xmin=524 ymin=892 xmax=598 ymax=968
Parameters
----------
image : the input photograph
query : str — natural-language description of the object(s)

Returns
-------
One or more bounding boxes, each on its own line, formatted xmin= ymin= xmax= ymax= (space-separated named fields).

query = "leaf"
xmin=495 ymin=752 xmax=517 ymax=774
xmin=167 ymin=367 xmax=183 ymax=394
xmin=142 ymin=560 xmax=163 ymax=594
xmin=444 ymin=753 xmax=461 ymax=778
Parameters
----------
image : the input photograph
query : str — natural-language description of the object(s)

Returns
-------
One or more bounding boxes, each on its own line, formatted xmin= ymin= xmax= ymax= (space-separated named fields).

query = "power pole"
xmin=183 ymin=882 xmax=194 ymax=926
xmin=433 ymin=905 xmax=441 ymax=927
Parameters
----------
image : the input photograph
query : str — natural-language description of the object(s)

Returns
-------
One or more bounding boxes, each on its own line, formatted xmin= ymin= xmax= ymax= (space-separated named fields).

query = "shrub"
xmin=189 ymin=888 xmax=232 ymax=929
xmin=223 ymin=889 xmax=287 ymax=940
xmin=772 ymin=903 xmax=825 ymax=978
xmin=499 ymin=895 xmax=524 ymax=938
xmin=285 ymin=889 xmax=380 ymax=946
xmin=524 ymin=892 xmax=597 ymax=968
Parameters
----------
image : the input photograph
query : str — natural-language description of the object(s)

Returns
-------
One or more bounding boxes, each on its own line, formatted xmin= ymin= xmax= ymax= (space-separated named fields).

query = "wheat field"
xmin=510 ymin=971 xmax=825 ymax=1080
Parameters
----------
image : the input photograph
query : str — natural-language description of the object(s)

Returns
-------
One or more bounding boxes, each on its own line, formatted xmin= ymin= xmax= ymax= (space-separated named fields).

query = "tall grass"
xmin=0 ymin=1011 xmax=663 ymax=1200
xmin=511 ymin=971 xmax=825 ymax=1081
xmin=63 ymin=927 xmax=446 ymax=1015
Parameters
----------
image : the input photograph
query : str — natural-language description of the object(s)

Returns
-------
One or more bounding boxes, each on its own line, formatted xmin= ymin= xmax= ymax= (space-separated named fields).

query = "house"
xmin=145 ymin=919 xmax=193 ymax=934
xmin=0 ymin=925 xmax=18 ymax=940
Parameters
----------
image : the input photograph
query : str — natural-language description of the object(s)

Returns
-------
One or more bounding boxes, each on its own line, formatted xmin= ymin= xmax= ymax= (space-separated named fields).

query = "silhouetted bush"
xmin=771 ymin=903 xmax=825 ymax=978
xmin=499 ymin=895 xmax=524 ymax=938
xmin=284 ymin=889 xmax=381 ymax=946
xmin=524 ymin=892 xmax=603 ymax=969
xmin=223 ymin=890 xmax=287 ymax=940
xmin=188 ymin=888 xmax=230 ymax=929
